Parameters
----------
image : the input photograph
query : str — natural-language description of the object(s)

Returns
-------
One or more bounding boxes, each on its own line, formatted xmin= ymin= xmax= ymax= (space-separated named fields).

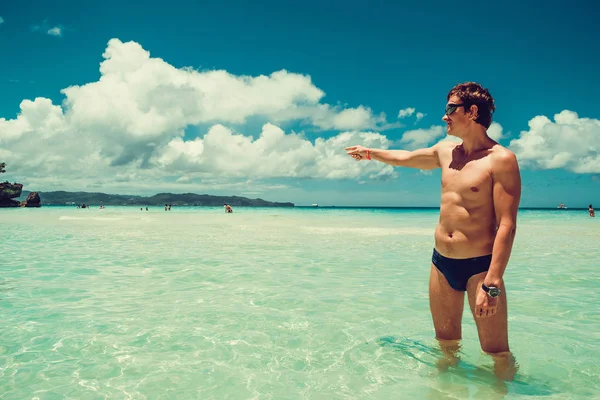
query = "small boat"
xmin=311 ymin=204 xmax=318 ymax=207
xmin=557 ymin=203 xmax=567 ymax=209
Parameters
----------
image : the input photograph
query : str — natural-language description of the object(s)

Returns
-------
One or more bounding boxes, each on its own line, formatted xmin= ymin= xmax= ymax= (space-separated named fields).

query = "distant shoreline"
xmin=4 ymin=204 xmax=591 ymax=211
xmin=13 ymin=190 xmax=294 ymax=208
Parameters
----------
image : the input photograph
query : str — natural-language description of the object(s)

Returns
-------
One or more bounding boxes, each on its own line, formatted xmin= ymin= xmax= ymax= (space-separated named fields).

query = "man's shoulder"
xmin=433 ymin=139 xmax=460 ymax=154
xmin=490 ymin=145 xmax=517 ymax=164
xmin=490 ymin=145 xmax=519 ymax=174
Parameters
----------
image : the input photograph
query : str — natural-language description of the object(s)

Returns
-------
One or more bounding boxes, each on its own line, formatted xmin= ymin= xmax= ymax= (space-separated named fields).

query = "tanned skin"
xmin=345 ymin=94 xmax=521 ymax=381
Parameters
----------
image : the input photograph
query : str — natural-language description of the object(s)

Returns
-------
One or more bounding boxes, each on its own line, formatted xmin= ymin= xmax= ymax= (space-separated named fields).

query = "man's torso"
xmin=434 ymin=141 xmax=501 ymax=258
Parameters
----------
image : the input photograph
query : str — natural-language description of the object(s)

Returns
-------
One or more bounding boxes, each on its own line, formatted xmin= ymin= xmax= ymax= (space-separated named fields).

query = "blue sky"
xmin=0 ymin=0 xmax=599 ymax=207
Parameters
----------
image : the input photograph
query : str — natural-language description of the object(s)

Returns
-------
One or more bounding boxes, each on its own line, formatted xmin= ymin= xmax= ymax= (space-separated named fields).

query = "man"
xmin=589 ymin=204 xmax=595 ymax=217
xmin=346 ymin=82 xmax=521 ymax=377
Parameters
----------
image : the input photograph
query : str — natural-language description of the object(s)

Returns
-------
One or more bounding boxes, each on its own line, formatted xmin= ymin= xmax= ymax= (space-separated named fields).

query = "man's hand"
xmin=345 ymin=145 xmax=369 ymax=161
xmin=475 ymin=287 xmax=498 ymax=318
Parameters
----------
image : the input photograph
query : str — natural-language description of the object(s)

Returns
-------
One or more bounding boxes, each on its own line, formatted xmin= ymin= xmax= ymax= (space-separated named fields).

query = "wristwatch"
xmin=482 ymin=283 xmax=501 ymax=298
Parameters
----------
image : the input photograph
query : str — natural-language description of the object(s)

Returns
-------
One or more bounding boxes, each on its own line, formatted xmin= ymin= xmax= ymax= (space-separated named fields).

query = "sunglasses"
xmin=445 ymin=103 xmax=466 ymax=116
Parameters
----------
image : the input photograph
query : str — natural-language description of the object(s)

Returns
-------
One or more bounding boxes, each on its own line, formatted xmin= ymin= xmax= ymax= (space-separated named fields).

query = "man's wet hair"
xmin=447 ymin=82 xmax=495 ymax=129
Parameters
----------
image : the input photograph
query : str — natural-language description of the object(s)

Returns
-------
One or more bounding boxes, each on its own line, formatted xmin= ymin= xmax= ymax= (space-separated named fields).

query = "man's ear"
xmin=468 ymin=104 xmax=479 ymax=120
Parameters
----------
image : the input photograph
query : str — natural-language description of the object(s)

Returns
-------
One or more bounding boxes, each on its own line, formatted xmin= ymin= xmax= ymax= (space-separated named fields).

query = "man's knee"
xmin=480 ymin=342 xmax=509 ymax=354
xmin=434 ymin=324 xmax=461 ymax=341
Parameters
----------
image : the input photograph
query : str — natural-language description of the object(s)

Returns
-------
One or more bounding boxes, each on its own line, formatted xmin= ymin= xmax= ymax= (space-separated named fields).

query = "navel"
xmin=470 ymin=186 xmax=479 ymax=192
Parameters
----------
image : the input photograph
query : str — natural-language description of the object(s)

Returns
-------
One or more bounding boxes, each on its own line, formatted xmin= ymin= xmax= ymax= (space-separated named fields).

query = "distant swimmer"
xmin=224 ymin=203 xmax=233 ymax=213
xmin=347 ymin=82 xmax=521 ymax=380
xmin=589 ymin=204 xmax=595 ymax=217
xmin=146 ymin=207 xmax=149 ymax=211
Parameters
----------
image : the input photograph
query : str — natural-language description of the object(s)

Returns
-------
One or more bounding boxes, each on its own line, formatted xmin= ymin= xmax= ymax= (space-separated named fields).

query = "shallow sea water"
xmin=1 ymin=207 xmax=599 ymax=399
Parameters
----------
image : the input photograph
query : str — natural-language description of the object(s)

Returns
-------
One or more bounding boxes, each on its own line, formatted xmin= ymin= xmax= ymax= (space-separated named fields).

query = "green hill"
xmin=24 ymin=191 xmax=294 ymax=207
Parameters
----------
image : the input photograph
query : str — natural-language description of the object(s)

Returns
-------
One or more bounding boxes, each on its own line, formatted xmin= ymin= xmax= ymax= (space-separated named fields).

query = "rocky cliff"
xmin=0 ymin=182 xmax=23 ymax=207
xmin=20 ymin=192 xmax=41 ymax=208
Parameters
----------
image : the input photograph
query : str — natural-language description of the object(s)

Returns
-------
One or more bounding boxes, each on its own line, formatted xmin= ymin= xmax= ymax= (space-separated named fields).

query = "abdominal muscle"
xmin=434 ymin=201 xmax=496 ymax=259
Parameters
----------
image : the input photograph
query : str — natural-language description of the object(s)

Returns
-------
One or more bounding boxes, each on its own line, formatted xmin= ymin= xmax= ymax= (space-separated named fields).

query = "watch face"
xmin=488 ymin=287 xmax=500 ymax=297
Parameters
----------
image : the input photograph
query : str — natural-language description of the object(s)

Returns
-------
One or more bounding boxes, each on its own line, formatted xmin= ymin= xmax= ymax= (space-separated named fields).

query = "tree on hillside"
xmin=0 ymin=162 xmax=5 ymax=174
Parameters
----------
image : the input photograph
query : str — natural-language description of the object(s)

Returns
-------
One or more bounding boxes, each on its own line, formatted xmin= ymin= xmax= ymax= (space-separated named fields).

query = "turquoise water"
xmin=1 ymin=207 xmax=599 ymax=399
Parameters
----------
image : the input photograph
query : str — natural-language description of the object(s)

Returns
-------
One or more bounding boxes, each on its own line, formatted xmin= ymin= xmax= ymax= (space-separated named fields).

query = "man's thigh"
xmin=429 ymin=264 xmax=465 ymax=340
xmin=466 ymin=272 xmax=509 ymax=353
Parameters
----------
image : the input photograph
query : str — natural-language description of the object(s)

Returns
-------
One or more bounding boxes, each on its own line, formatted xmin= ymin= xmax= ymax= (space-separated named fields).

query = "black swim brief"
xmin=431 ymin=248 xmax=492 ymax=291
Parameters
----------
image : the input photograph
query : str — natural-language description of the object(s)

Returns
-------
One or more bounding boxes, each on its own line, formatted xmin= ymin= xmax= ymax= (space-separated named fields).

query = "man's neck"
xmin=458 ymin=126 xmax=493 ymax=155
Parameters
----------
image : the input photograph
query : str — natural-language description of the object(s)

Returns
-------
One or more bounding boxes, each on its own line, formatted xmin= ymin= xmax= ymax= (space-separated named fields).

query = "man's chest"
xmin=440 ymin=159 xmax=494 ymax=199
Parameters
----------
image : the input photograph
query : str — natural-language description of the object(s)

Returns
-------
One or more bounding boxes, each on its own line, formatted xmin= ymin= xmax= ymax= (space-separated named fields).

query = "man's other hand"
xmin=475 ymin=287 xmax=498 ymax=318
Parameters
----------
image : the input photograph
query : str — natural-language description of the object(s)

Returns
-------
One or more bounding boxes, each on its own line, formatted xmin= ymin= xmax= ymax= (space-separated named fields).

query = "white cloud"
xmin=0 ymin=97 xmax=67 ymax=142
xmin=275 ymin=104 xmax=389 ymax=131
xmin=314 ymin=105 xmax=387 ymax=131
xmin=154 ymin=123 xmax=395 ymax=180
xmin=509 ymin=110 xmax=600 ymax=173
xmin=398 ymin=107 xmax=426 ymax=123
xmin=487 ymin=122 xmax=504 ymax=141
xmin=398 ymin=107 xmax=415 ymax=118
xmin=57 ymin=39 xmax=390 ymax=145
xmin=398 ymin=125 xmax=445 ymax=149
xmin=32 ymin=21 xmax=63 ymax=36
xmin=47 ymin=26 xmax=62 ymax=36
xmin=0 ymin=39 xmax=399 ymax=192
xmin=0 ymin=105 xmax=395 ymax=189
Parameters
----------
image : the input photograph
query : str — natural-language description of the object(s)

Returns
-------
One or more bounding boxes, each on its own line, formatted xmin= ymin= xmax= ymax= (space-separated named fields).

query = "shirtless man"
xmin=346 ymin=82 xmax=521 ymax=377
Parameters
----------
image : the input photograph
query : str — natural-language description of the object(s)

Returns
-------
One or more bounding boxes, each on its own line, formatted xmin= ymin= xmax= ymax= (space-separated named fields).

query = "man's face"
xmin=442 ymin=95 xmax=471 ymax=136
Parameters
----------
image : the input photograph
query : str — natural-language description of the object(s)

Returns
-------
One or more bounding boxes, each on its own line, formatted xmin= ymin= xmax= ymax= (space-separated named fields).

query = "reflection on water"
xmin=376 ymin=335 xmax=557 ymax=397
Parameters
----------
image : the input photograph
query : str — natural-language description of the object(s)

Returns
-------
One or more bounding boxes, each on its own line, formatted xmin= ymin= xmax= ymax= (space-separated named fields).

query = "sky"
xmin=0 ymin=0 xmax=599 ymax=207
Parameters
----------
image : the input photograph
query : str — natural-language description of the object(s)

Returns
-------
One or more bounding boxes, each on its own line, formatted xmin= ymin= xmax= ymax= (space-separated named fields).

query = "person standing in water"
xmin=346 ymin=82 xmax=521 ymax=379
xmin=589 ymin=204 xmax=595 ymax=217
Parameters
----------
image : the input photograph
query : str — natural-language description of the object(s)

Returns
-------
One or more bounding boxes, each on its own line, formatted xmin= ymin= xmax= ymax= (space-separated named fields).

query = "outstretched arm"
xmin=345 ymin=144 xmax=441 ymax=170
